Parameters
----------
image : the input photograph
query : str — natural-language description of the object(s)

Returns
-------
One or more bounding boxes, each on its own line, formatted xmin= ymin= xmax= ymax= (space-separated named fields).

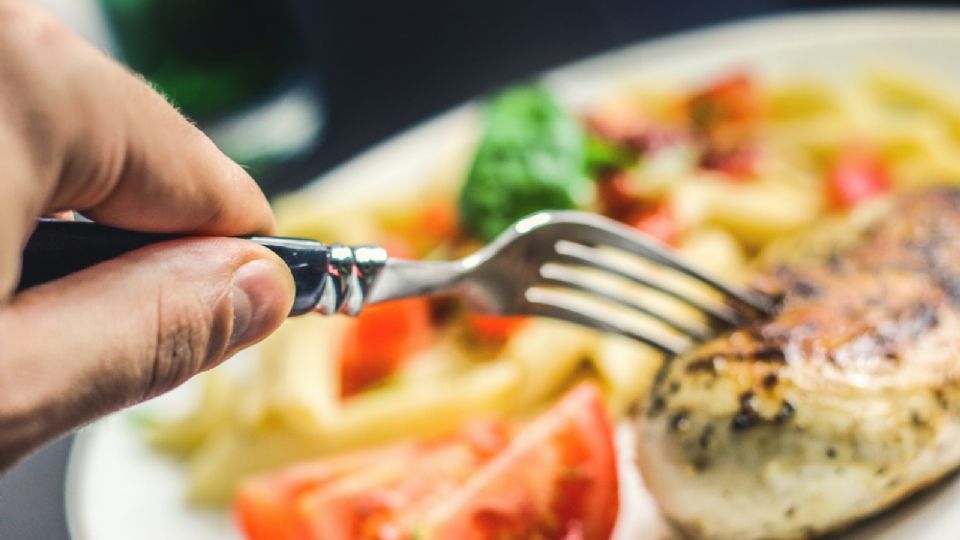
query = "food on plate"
xmin=638 ymin=189 xmax=960 ymax=539
xmin=458 ymin=86 xmax=597 ymax=240
xmin=144 ymin=65 xmax=960 ymax=537
xmin=235 ymin=383 xmax=618 ymax=540
xmin=338 ymin=297 xmax=434 ymax=396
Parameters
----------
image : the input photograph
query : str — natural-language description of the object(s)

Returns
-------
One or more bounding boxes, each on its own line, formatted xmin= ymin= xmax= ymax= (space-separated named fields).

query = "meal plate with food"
xmin=66 ymin=9 xmax=960 ymax=540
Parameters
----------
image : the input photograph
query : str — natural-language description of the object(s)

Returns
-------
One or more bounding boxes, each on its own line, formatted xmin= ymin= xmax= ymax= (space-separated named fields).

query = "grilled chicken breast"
xmin=636 ymin=188 xmax=960 ymax=539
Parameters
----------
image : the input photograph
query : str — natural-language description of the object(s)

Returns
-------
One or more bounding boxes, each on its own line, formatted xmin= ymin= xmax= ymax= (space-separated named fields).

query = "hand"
xmin=0 ymin=2 xmax=294 ymax=470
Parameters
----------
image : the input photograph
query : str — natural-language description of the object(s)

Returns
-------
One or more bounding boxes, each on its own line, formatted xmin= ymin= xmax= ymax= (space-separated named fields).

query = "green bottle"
xmin=100 ymin=0 xmax=323 ymax=179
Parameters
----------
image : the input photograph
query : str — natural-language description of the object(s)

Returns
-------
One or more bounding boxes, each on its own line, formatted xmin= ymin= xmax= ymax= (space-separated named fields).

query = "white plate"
xmin=67 ymin=9 xmax=960 ymax=540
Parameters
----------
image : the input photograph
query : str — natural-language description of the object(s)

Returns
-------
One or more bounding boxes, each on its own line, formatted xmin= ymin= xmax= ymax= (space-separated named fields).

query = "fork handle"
xmin=17 ymin=219 xmax=379 ymax=316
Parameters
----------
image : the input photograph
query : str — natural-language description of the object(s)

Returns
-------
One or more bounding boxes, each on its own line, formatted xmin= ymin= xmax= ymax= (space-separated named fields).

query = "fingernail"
xmin=229 ymin=259 xmax=291 ymax=350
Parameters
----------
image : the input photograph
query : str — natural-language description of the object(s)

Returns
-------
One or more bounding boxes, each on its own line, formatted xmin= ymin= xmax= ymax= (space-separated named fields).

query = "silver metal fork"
xmin=21 ymin=212 xmax=774 ymax=355
xmin=367 ymin=211 xmax=773 ymax=355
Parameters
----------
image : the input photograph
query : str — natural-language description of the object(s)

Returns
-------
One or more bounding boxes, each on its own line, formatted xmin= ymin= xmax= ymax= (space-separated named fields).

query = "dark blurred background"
xmin=1 ymin=0 xmax=956 ymax=538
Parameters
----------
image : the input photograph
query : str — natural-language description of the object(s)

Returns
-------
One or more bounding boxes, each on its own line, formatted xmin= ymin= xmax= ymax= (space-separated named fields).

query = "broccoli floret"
xmin=459 ymin=86 xmax=594 ymax=240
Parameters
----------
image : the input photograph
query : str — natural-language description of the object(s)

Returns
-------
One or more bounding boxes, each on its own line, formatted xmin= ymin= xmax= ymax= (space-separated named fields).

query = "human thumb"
xmin=0 ymin=238 xmax=293 ymax=469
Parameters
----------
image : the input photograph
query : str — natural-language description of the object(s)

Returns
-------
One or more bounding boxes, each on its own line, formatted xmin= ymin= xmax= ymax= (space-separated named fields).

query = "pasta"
xmin=148 ymin=68 xmax=960 ymax=504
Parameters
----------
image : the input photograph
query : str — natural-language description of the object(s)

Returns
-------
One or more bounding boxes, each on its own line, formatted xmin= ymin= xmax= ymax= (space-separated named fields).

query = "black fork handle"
xmin=17 ymin=219 xmax=331 ymax=316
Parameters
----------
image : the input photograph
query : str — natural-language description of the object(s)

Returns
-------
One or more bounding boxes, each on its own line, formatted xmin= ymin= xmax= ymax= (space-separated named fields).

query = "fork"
xmin=19 ymin=212 xmax=773 ymax=355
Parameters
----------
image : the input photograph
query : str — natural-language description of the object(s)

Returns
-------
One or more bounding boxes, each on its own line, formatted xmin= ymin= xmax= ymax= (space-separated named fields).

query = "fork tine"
xmin=552 ymin=240 xmax=743 ymax=328
xmin=538 ymin=263 xmax=712 ymax=341
xmin=547 ymin=212 xmax=774 ymax=315
xmin=524 ymin=288 xmax=689 ymax=356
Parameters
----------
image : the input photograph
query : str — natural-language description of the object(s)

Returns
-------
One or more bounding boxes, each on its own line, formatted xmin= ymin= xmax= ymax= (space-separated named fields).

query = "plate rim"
xmin=292 ymin=6 xmax=960 ymax=199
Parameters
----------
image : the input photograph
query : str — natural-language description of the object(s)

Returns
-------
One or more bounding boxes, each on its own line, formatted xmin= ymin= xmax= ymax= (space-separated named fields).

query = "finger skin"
xmin=0 ymin=1 xmax=297 ymax=469
xmin=0 ymin=238 xmax=294 ymax=470
xmin=0 ymin=1 xmax=275 ymax=296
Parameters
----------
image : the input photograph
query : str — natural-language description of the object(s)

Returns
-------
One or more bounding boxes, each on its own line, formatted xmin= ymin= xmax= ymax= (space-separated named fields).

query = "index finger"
xmin=0 ymin=2 xmax=275 ymax=238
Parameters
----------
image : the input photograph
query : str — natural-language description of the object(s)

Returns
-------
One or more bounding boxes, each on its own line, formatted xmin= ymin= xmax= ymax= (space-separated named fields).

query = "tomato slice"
xmin=827 ymin=146 xmax=891 ymax=210
xmin=688 ymin=71 xmax=759 ymax=131
xmin=420 ymin=383 xmax=619 ymax=540
xmin=629 ymin=202 xmax=680 ymax=246
xmin=699 ymin=146 xmax=757 ymax=179
xmin=466 ymin=313 xmax=529 ymax=343
xmin=338 ymin=297 xmax=434 ymax=396
xmin=597 ymin=171 xmax=641 ymax=222
xmin=597 ymin=172 xmax=681 ymax=245
xmin=296 ymin=429 xmax=505 ymax=540
xmin=235 ymin=385 xmax=618 ymax=540
xmin=417 ymin=201 xmax=459 ymax=243
xmin=688 ymin=71 xmax=760 ymax=181
xmin=234 ymin=443 xmax=417 ymax=540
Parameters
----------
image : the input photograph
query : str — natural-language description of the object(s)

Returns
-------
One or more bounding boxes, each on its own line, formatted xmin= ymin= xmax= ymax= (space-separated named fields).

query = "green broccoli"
xmin=459 ymin=86 xmax=595 ymax=240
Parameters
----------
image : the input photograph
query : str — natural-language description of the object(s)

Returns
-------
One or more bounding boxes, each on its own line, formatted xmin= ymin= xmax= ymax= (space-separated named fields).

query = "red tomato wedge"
xmin=629 ymin=202 xmax=680 ymax=246
xmin=700 ymin=146 xmax=757 ymax=179
xmin=234 ymin=383 xmax=619 ymax=540
xmin=337 ymin=237 xmax=437 ymax=396
xmin=688 ymin=71 xmax=760 ymax=180
xmin=417 ymin=201 xmax=459 ymax=243
xmin=338 ymin=297 xmax=434 ymax=396
xmin=296 ymin=432 xmax=503 ymax=540
xmin=827 ymin=147 xmax=891 ymax=210
xmin=466 ymin=313 xmax=529 ymax=343
xmin=597 ymin=171 xmax=641 ymax=222
xmin=688 ymin=71 xmax=760 ymax=131
xmin=419 ymin=383 xmax=619 ymax=540
xmin=234 ymin=443 xmax=418 ymax=540
xmin=597 ymin=172 xmax=682 ymax=245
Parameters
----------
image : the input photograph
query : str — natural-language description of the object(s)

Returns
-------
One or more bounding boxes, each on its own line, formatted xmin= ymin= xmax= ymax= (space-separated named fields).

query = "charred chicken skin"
xmin=637 ymin=189 xmax=960 ymax=539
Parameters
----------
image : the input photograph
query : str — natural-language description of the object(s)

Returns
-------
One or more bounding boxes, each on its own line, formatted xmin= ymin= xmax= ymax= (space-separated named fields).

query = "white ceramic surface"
xmin=67 ymin=9 xmax=960 ymax=540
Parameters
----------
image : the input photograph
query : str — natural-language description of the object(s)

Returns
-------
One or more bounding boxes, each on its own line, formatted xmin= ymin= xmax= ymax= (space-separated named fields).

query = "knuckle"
xmin=219 ymin=163 xmax=275 ymax=234
xmin=144 ymin=287 xmax=215 ymax=400
xmin=59 ymin=124 xmax=129 ymax=210
xmin=0 ymin=1 xmax=45 ymax=31
xmin=0 ymin=2 xmax=74 ymax=59
xmin=0 ymin=2 xmax=83 ymax=184
xmin=193 ymin=191 xmax=230 ymax=233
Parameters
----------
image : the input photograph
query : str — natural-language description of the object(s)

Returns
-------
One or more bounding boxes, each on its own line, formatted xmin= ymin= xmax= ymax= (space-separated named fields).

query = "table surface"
xmin=2 ymin=1 xmax=951 ymax=538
